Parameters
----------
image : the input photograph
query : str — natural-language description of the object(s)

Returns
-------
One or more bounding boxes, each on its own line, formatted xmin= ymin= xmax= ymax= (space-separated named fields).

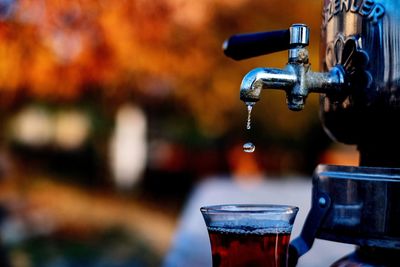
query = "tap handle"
xmin=223 ymin=29 xmax=290 ymax=60
xmin=223 ymin=24 xmax=309 ymax=60
xmin=288 ymin=191 xmax=332 ymax=267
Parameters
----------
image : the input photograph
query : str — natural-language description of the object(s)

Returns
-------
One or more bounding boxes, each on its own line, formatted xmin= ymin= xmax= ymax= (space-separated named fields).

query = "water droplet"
xmin=246 ymin=104 xmax=253 ymax=130
xmin=243 ymin=142 xmax=255 ymax=153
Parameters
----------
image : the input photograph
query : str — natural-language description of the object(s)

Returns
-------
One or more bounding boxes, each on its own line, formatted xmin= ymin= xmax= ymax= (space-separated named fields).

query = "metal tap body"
xmin=237 ymin=24 xmax=346 ymax=111
xmin=240 ymin=63 xmax=345 ymax=111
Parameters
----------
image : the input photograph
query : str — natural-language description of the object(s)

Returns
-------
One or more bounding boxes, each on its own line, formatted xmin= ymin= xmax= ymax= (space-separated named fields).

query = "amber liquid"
xmin=208 ymin=228 xmax=291 ymax=267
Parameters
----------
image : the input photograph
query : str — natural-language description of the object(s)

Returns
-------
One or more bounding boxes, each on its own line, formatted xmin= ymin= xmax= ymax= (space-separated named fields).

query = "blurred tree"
xmin=0 ymin=0 xmax=322 ymax=130
xmin=0 ymin=0 xmax=330 ymax=176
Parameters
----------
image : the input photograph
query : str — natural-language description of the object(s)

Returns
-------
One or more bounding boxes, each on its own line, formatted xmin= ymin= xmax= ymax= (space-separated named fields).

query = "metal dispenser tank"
xmin=224 ymin=1 xmax=400 ymax=266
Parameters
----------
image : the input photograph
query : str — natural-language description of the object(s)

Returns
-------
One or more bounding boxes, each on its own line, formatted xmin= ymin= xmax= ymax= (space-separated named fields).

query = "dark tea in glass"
xmin=201 ymin=204 xmax=298 ymax=267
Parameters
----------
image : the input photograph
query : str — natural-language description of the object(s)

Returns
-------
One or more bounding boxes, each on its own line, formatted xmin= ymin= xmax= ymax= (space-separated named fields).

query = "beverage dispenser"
xmin=224 ymin=1 xmax=400 ymax=266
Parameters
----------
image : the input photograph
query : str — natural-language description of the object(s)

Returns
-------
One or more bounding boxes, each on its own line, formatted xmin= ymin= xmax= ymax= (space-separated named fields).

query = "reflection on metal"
xmin=323 ymin=0 xmax=385 ymax=26
xmin=320 ymin=0 xmax=400 ymax=165
xmin=231 ymin=24 xmax=346 ymax=111
xmin=332 ymin=204 xmax=362 ymax=228
xmin=314 ymin=164 xmax=400 ymax=249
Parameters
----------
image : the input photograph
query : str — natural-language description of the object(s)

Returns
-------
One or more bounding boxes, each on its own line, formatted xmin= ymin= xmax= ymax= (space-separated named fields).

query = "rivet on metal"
xmin=318 ymin=197 xmax=327 ymax=208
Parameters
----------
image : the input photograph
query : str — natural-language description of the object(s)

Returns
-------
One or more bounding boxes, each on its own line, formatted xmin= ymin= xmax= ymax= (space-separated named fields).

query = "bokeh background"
xmin=0 ymin=0 xmax=359 ymax=266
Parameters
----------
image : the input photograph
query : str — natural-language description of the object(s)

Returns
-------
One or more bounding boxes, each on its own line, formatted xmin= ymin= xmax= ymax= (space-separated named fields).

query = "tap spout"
xmin=240 ymin=67 xmax=297 ymax=104
xmin=239 ymin=65 xmax=346 ymax=110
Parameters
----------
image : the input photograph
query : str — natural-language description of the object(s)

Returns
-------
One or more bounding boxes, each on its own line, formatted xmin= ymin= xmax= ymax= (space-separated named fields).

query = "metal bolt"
xmin=318 ymin=197 xmax=327 ymax=208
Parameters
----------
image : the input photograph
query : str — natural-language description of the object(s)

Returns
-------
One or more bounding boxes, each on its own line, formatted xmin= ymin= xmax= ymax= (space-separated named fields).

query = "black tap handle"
xmin=223 ymin=24 xmax=309 ymax=60
xmin=223 ymin=29 xmax=290 ymax=60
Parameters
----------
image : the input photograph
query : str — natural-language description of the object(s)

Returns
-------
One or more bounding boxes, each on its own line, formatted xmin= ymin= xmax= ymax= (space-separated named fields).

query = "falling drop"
xmin=243 ymin=142 xmax=255 ymax=153
xmin=246 ymin=103 xmax=253 ymax=130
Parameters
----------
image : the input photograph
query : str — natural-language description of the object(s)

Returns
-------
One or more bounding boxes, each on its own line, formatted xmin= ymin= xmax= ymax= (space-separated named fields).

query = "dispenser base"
xmin=331 ymin=246 xmax=400 ymax=267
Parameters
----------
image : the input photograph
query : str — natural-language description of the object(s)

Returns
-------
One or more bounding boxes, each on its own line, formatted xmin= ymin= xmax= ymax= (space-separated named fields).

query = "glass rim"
xmin=200 ymin=204 xmax=299 ymax=214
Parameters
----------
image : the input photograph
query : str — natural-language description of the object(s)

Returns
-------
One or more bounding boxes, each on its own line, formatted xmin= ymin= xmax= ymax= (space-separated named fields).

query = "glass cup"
xmin=200 ymin=204 xmax=299 ymax=267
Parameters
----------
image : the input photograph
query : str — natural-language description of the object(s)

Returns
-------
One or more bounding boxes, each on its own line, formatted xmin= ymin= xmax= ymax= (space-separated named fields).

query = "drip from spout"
xmin=246 ymin=103 xmax=253 ymax=130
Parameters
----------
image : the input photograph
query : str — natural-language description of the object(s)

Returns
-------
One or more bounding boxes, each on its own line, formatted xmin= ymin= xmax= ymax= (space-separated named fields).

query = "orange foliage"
xmin=0 ymin=0 xmax=322 ymax=135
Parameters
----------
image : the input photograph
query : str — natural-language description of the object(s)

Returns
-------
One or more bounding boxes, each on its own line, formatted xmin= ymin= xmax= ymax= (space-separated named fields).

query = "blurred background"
xmin=0 ymin=0 xmax=359 ymax=266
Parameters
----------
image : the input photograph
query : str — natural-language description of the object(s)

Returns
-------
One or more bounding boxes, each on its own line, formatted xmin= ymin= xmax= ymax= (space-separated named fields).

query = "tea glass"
xmin=200 ymin=204 xmax=299 ymax=267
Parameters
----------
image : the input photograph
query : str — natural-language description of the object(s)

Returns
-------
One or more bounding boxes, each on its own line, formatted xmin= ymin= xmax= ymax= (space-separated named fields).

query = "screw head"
xmin=318 ymin=197 xmax=327 ymax=208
